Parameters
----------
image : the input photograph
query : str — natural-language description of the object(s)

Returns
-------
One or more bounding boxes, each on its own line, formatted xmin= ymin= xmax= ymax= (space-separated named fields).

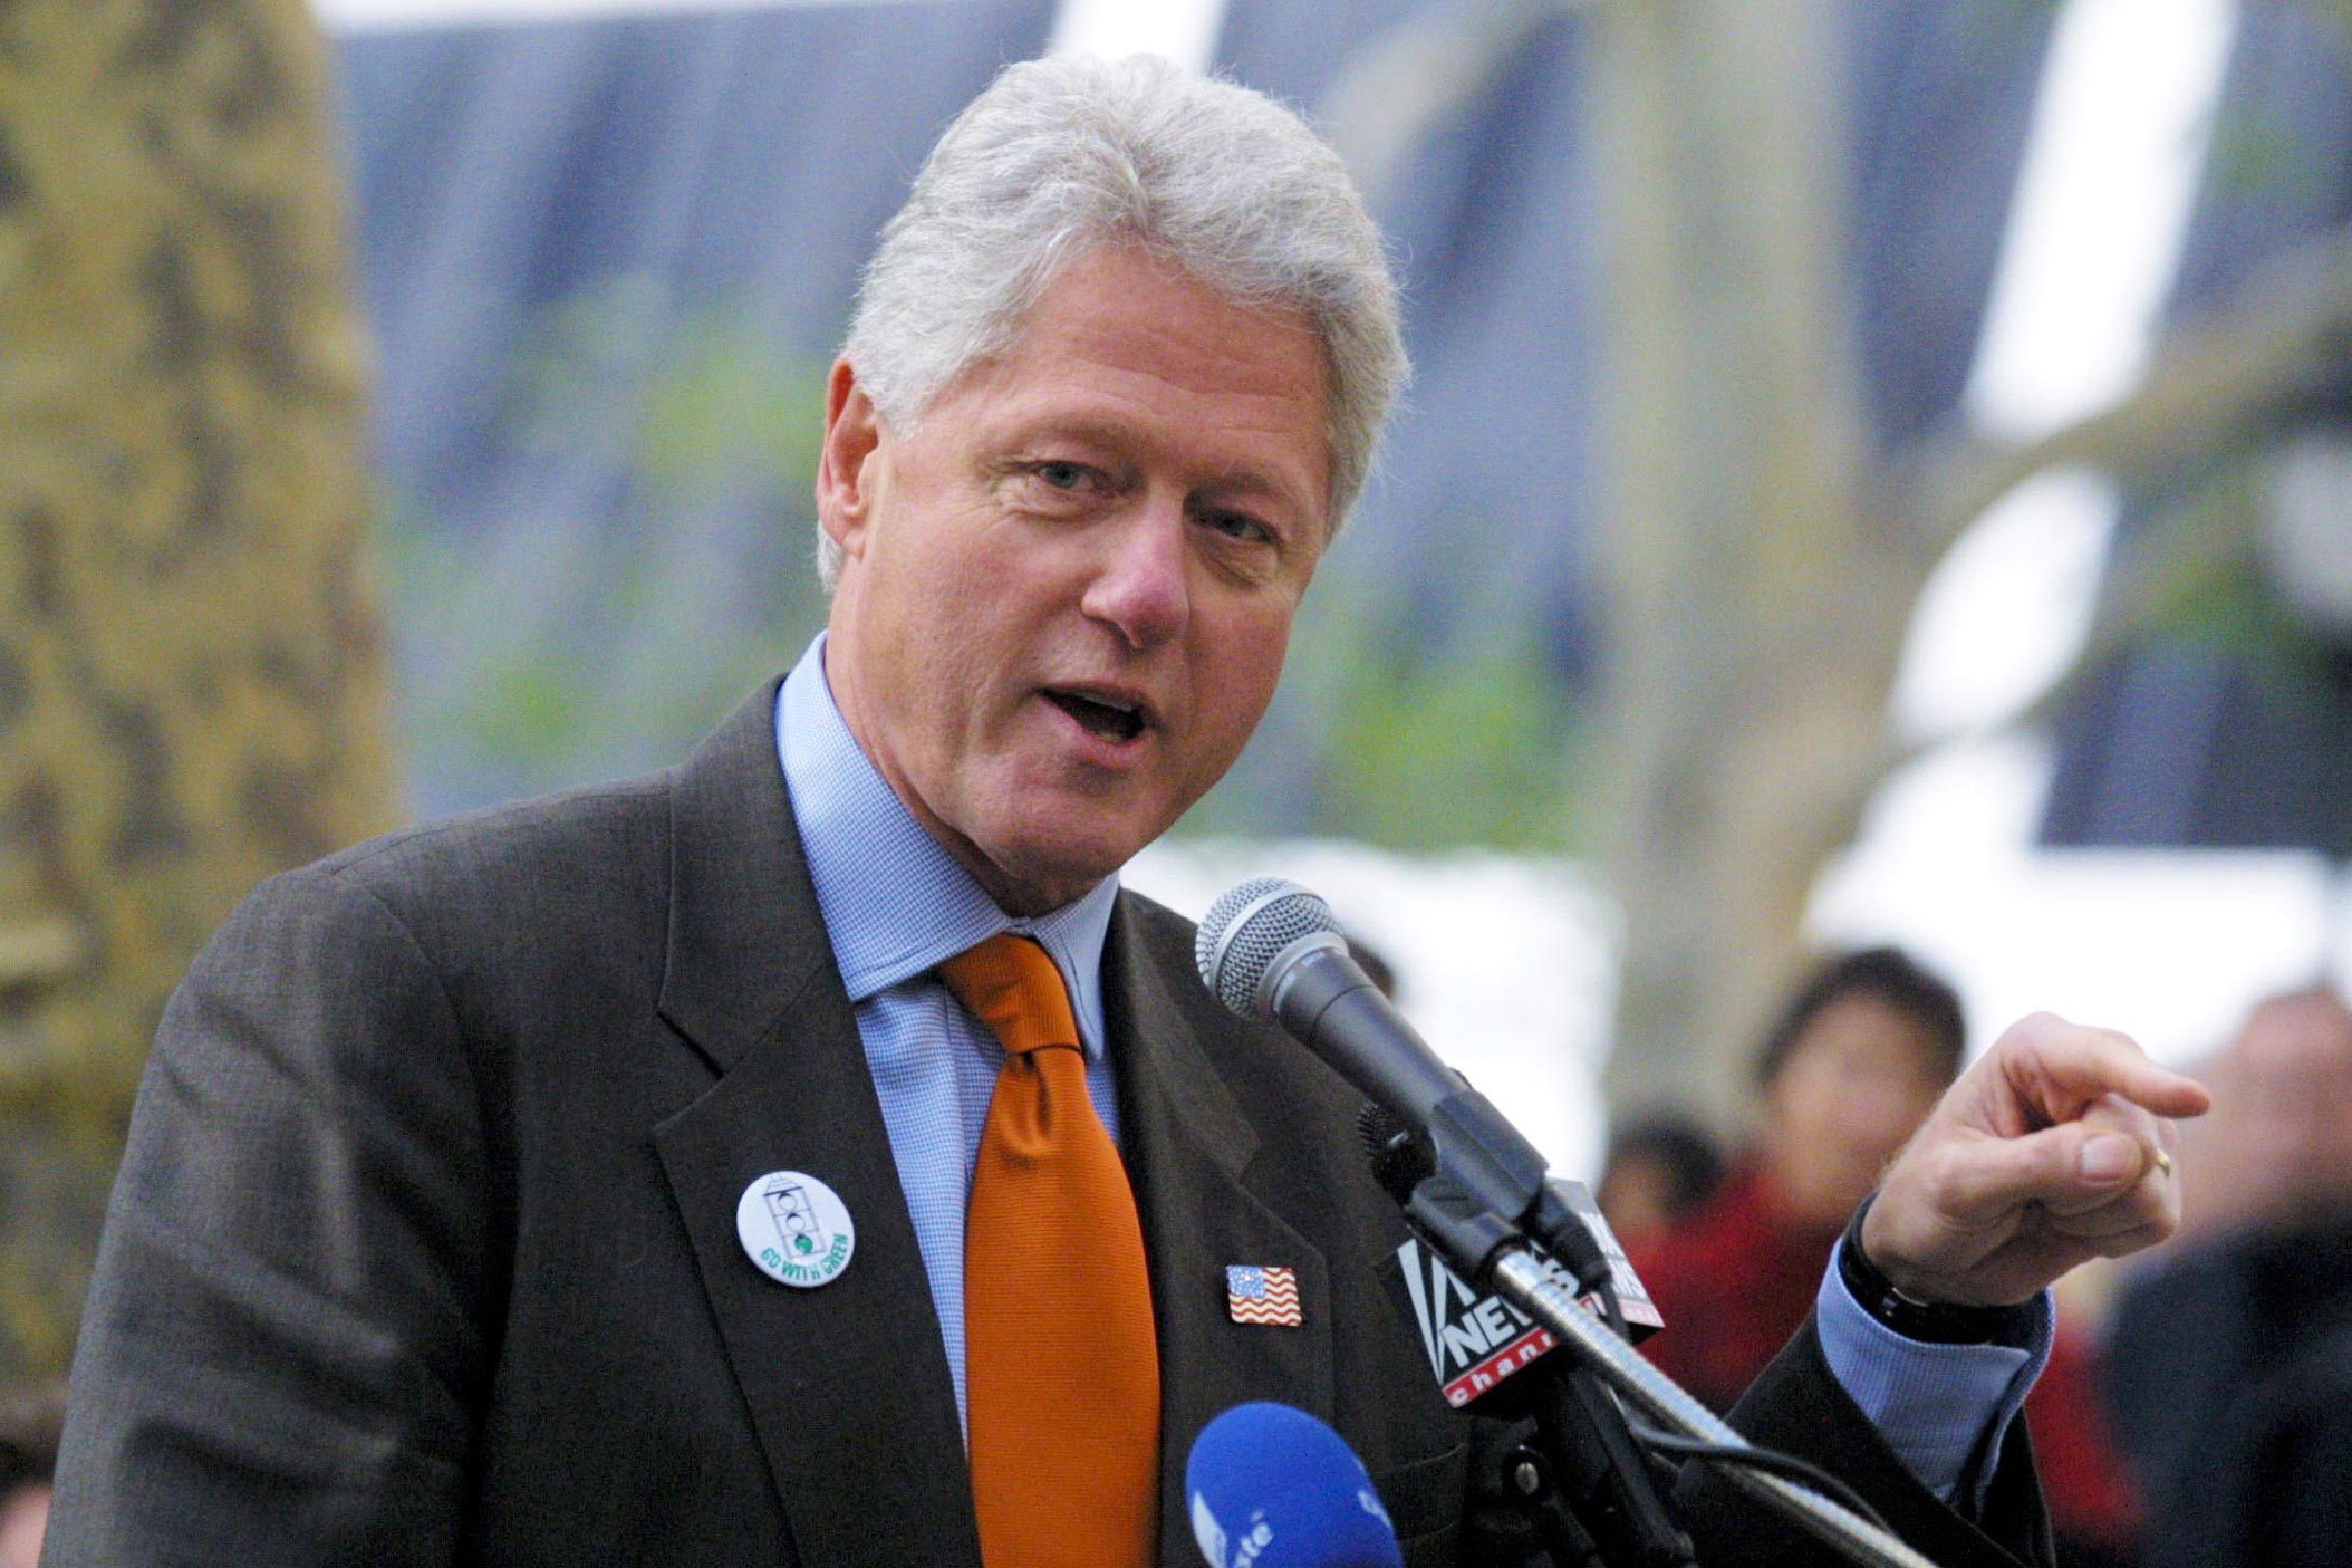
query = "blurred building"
xmin=321 ymin=0 xmax=2352 ymax=1082
xmin=323 ymin=0 xmax=2057 ymax=832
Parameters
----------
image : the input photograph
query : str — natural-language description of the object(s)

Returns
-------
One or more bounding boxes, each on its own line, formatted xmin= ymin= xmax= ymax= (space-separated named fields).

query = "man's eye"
xmin=1036 ymin=462 xmax=1090 ymax=491
xmin=1205 ymin=512 xmax=1274 ymax=545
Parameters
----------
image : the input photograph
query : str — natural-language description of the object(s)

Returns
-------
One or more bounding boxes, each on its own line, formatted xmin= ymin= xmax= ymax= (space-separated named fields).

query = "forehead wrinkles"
xmin=922 ymin=250 xmax=1332 ymax=481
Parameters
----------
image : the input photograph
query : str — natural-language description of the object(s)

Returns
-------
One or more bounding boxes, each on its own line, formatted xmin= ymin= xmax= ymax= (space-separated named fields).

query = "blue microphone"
xmin=1185 ymin=1401 xmax=1402 ymax=1568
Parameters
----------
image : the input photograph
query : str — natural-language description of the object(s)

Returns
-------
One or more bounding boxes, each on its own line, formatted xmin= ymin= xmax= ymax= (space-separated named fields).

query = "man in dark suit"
xmin=45 ymin=52 xmax=2204 ymax=1568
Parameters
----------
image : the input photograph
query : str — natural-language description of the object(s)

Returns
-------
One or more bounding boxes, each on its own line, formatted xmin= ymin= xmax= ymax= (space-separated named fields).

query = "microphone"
xmin=1198 ymin=878 xmax=1567 ymax=1282
xmin=1200 ymin=882 xmax=1912 ymax=1568
xmin=1186 ymin=1402 xmax=1401 ymax=1568
xmin=1200 ymin=884 xmax=1700 ymax=1562
xmin=1197 ymin=879 xmax=1458 ymax=1128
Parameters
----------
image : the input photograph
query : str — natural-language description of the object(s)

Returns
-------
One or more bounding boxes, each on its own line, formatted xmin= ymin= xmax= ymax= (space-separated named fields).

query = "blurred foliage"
xmin=382 ymin=286 xmax=833 ymax=810
xmin=1319 ymin=634 xmax=1582 ymax=853
xmin=635 ymin=309 xmax=829 ymax=492
xmin=2114 ymin=449 xmax=2352 ymax=700
xmin=464 ymin=652 xmax=598 ymax=772
xmin=1185 ymin=571 xmax=1585 ymax=854
xmin=2207 ymin=107 xmax=2309 ymax=203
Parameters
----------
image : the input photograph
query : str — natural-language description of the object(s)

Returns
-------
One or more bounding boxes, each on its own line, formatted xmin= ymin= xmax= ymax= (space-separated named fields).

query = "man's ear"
xmin=816 ymin=357 xmax=884 ymax=560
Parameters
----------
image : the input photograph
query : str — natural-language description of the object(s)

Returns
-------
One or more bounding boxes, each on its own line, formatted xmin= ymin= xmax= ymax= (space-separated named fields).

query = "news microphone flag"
xmin=1382 ymin=1230 xmax=1658 ymax=1410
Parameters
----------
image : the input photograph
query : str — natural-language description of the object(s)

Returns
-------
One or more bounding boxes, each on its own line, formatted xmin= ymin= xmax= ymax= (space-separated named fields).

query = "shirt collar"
xmin=776 ymin=634 xmax=1119 ymax=1057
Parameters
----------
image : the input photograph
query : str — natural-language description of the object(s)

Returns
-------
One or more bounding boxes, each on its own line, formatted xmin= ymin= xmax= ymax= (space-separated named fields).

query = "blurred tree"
xmin=0 ymin=0 xmax=396 ymax=1375
xmin=1327 ymin=0 xmax=2352 ymax=1129
xmin=384 ymin=289 xmax=834 ymax=812
xmin=1572 ymin=0 xmax=1893 ymax=1130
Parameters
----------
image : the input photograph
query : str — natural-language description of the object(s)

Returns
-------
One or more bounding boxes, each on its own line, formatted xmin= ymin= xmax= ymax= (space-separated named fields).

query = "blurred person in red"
xmin=2102 ymin=984 xmax=2352 ymax=1568
xmin=1597 ymin=1113 xmax=1726 ymax=1254
xmin=1630 ymin=948 xmax=1965 ymax=1411
xmin=1631 ymin=947 xmax=2143 ymax=1565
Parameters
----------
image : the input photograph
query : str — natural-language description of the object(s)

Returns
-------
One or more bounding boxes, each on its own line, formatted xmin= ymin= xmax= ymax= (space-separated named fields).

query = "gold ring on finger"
xmin=2151 ymin=1147 xmax=2174 ymax=1178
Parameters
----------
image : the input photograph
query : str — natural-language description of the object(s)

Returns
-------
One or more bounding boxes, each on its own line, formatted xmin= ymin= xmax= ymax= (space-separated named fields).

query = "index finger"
xmin=1996 ymin=1013 xmax=2213 ymax=1124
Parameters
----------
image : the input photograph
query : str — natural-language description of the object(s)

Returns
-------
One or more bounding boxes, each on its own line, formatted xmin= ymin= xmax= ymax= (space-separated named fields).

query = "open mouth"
xmin=1044 ymin=687 xmax=1151 ymax=745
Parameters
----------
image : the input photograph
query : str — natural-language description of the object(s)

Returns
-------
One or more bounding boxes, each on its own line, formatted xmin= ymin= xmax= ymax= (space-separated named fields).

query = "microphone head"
xmin=1186 ymin=1401 xmax=1402 ymax=1568
xmin=1197 ymin=877 xmax=1345 ymax=1020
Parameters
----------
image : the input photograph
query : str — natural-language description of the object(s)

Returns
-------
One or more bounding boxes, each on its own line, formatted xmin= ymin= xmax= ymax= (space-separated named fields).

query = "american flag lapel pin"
xmin=1226 ymin=1264 xmax=1302 ymax=1327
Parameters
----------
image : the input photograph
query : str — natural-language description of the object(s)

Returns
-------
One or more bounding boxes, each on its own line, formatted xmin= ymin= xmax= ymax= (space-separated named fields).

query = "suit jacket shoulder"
xmin=47 ymin=682 xmax=979 ymax=1568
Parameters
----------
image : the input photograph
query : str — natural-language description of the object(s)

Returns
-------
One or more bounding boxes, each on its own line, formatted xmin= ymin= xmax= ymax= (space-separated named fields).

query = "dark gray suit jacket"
xmin=45 ymin=682 xmax=2048 ymax=1567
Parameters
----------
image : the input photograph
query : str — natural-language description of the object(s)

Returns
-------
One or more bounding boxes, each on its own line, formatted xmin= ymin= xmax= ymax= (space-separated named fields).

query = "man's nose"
xmin=1081 ymin=498 xmax=1190 ymax=650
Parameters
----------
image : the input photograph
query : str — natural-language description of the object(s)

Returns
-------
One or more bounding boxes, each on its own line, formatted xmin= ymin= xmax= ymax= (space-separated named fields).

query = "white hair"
xmin=820 ymin=53 xmax=1406 ymax=587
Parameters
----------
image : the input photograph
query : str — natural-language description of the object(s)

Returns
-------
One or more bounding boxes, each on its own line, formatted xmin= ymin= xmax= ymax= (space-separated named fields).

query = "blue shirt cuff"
xmin=1814 ymin=1245 xmax=2052 ymax=1510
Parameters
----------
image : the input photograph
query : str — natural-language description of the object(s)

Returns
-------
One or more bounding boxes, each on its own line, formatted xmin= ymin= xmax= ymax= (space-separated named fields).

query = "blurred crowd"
xmin=1601 ymin=951 xmax=2352 ymax=1568
xmin=2101 ymin=984 xmax=2352 ymax=1568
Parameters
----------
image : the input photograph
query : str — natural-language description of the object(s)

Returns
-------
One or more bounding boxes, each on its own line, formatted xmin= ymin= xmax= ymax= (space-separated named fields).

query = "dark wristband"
xmin=1838 ymin=1196 xmax=2039 ymax=1348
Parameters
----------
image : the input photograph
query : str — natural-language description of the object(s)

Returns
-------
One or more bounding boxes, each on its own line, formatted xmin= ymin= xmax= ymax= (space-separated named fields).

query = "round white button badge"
xmin=736 ymin=1171 xmax=856 ymax=1288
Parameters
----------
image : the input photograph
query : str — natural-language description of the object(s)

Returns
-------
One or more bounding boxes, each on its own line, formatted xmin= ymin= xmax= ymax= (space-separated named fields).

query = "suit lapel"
xmin=651 ymin=683 xmax=980 ymax=1568
xmin=1106 ymin=899 xmax=1333 ymax=1568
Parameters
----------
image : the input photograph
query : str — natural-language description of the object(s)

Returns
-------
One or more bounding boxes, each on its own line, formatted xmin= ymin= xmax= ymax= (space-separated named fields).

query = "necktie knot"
xmin=938 ymin=932 xmax=1082 ymax=1059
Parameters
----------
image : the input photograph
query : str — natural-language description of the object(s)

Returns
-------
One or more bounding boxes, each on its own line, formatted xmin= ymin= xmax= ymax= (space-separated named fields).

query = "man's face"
xmin=817 ymin=245 xmax=1332 ymax=914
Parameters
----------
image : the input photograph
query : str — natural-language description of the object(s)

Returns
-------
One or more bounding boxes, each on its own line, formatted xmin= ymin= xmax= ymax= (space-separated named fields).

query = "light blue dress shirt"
xmin=775 ymin=634 xmax=2047 ymax=1500
xmin=1816 ymin=1252 xmax=2049 ymax=1506
xmin=778 ymin=635 xmax=1121 ymax=1431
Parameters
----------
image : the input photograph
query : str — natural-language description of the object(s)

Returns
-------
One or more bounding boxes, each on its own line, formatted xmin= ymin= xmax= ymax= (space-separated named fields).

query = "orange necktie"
xmin=939 ymin=933 xmax=1160 ymax=1568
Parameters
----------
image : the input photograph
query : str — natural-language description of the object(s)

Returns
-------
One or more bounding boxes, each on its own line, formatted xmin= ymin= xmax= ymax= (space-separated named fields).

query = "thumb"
xmin=1942 ymin=1121 xmax=2151 ymax=1222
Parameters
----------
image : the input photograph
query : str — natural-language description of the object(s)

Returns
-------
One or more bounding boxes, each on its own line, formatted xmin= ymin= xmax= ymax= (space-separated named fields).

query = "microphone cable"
xmin=1621 ymin=1418 xmax=1892 ymax=1536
